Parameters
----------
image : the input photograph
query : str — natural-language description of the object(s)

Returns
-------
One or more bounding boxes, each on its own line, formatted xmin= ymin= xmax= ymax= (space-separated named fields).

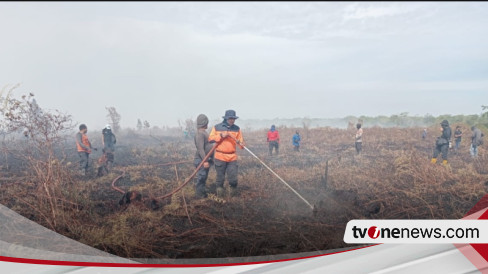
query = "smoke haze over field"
xmin=1 ymin=2 xmax=488 ymax=130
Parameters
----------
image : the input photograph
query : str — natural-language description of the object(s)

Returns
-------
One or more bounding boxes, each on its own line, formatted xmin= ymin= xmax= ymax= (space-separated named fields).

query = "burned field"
xmin=1 ymin=126 xmax=487 ymax=260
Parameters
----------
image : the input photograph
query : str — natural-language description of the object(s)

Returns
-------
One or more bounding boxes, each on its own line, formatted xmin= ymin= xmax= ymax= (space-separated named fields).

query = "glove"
xmin=236 ymin=140 xmax=244 ymax=149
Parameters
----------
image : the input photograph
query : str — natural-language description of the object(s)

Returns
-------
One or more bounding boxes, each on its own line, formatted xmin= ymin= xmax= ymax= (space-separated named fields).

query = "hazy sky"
xmin=1 ymin=2 xmax=488 ymax=129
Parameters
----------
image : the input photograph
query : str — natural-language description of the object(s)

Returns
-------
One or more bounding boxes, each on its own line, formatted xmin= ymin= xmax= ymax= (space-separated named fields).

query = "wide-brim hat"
xmin=222 ymin=110 xmax=239 ymax=119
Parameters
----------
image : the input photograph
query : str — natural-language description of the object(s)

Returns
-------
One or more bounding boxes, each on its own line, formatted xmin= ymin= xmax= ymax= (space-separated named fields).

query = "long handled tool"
xmin=228 ymin=135 xmax=314 ymax=210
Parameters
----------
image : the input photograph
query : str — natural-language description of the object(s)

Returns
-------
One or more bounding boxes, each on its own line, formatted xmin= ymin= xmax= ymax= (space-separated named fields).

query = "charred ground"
xmin=0 ymin=126 xmax=487 ymax=260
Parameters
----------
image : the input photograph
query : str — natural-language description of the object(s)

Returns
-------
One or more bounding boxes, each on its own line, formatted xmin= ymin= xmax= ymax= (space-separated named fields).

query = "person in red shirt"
xmin=267 ymin=125 xmax=280 ymax=156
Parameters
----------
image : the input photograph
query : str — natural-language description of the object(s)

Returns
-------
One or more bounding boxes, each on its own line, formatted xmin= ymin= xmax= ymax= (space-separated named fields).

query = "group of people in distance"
xmin=265 ymin=124 xmax=302 ymax=156
xmin=267 ymin=122 xmax=364 ymax=156
xmin=430 ymin=120 xmax=484 ymax=165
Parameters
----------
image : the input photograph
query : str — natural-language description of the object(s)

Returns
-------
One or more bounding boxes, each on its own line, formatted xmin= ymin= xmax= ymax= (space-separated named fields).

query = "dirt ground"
xmin=1 ymin=125 xmax=487 ymax=260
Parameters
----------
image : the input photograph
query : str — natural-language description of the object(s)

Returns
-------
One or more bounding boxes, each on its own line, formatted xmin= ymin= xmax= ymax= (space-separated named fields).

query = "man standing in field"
xmin=97 ymin=125 xmax=116 ymax=176
xmin=431 ymin=120 xmax=452 ymax=165
xmin=454 ymin=126 xmax=462 ymax=152
xmin=209 ymin=110 xmax=245 ymax=198
xmin=194 ymin=114 xmax=214 ymax=198
xmin=102 ymin=125 xmax=116 ymax=168
xmin=355 ymin=123 xmax=363 ymax=154
xmin=76 ymin=124 xmax=96 ymax=176
xmin=471 ymin=126 xmax=484 ymax=157
xmin=292 ymin=131 xmax=301 ymax=152
xmin=267 ymin=125 xmax=280 ymax=156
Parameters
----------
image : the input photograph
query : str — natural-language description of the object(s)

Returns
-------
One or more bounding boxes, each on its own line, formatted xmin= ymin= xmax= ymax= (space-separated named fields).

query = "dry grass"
xmin=0 ymin=126 xmax=487 ymax=259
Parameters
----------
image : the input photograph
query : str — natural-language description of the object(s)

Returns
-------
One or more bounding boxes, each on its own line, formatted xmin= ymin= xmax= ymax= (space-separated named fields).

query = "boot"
xmin=216 ymin=187 xmax=225 ymax=198
xmin=229 ymin=186 xmax=239 ymax=197
xmin=195 ymin=190 xmax=208 ymax=199
xmin=442 ymin=160 xmax=448 ymax=166
xmin=195 ymin=186 xmax=208 ymax=198
xmin=430 ymin=158 xmax=437 ymax=164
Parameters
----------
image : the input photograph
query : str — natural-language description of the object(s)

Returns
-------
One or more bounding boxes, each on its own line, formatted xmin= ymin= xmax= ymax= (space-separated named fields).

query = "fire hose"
xmin=111 ymin=169 xmax=126 ymax=194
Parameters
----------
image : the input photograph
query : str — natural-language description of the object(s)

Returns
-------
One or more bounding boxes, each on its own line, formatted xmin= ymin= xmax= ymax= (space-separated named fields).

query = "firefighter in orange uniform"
xmin=209 ymin=110 xmax=245 ymax=197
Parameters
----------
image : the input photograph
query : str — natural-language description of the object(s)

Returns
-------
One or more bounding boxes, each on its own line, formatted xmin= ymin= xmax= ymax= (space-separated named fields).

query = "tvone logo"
xmin=351 ymin=225 xmax=382 ymax=239
xmin=368 ymin=226 xmax=380 ymax=239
